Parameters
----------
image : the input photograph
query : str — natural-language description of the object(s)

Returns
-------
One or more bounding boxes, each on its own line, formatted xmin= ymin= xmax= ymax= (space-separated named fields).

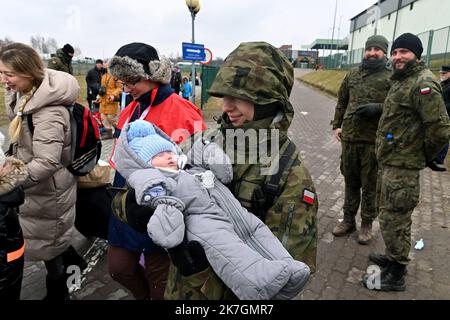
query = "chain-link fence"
xmin=324 ymin=25 xmax=450 ymax=71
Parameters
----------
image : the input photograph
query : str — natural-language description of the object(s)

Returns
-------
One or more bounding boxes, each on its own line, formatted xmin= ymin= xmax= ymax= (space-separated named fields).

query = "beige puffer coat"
xmin=6 ymin=69 xmax=80 ymax=261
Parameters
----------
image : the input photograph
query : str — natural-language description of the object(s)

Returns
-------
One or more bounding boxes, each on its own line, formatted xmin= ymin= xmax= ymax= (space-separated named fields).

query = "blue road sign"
xmin=182 ymin=42 xmax=206 ymax=61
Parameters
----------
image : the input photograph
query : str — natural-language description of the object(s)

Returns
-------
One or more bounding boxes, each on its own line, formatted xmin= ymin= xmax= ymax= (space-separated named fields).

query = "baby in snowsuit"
xmin=114 ymin=120 xmax=310 ymax=300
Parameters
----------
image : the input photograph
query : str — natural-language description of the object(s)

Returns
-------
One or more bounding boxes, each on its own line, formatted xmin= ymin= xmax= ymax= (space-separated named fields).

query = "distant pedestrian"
xmin=181 ymin=76 xmax=191 ymax=100
xmin=170 ymin=65 xmax=182 ymax=95
xmin=362 ymin=33 xmax=450 ymax=292
xmin=47 ymin=43 xmax=74 ymax=75
xmin=86 ymin=59 xmax=105 ymax=111
xmin=96 ymin=60 xmax=122 ymax=139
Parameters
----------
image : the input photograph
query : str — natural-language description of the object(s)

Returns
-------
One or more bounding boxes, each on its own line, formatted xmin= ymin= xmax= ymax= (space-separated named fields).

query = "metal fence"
xmin=323 ymin=25 xmax=450 ymax=70
xmin=43 ymin=59 xmax=95 ymax=76
xmin=200 ymin=64 xmax=220 ymax=109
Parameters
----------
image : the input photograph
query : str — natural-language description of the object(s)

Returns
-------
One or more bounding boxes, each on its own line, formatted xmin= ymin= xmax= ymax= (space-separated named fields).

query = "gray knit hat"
xmin=109 ymin=42 xmax=172 ymax=84
xmin=366 ymin=35 xmax=389 ymax=54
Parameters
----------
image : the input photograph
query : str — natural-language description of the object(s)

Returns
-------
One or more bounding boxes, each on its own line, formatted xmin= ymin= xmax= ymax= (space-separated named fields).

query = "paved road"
xmin=18 ymin=70 xmax=450 ymax=300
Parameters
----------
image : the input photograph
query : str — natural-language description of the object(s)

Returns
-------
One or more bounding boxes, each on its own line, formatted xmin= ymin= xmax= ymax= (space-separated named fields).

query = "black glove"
xmin=426 ymin=160 xmax=447 ymax=172
xmin=125 ymin=188 xmax=155 ymax=233
xmin=354 ymin=103 xmax=383 ymax=118
xmin=167 ymin=240 xmax=209 ymax=277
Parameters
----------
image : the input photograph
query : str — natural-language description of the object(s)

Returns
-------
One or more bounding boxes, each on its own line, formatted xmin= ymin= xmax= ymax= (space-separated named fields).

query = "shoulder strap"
xmin=264 ymin=140 xmax=298 ymax=208
xmin=27 ymin=114 xmax=34 ymax=136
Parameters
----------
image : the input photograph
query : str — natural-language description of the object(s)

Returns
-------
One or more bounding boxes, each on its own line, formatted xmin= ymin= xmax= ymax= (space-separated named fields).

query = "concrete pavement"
xmin=17 ymin=71 xmax=450 ymax=300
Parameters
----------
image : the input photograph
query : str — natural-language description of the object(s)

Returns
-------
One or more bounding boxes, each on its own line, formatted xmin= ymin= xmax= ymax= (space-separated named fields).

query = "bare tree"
xmin=30 ymin=35 xmax=58 ymax=54
xmin=0 ymin=37 xmax=13 ymax=49
xmin=47 ymin=38 xmax=58 ymax=53
xmin=74 ymin=46 xmax=82 ymax=57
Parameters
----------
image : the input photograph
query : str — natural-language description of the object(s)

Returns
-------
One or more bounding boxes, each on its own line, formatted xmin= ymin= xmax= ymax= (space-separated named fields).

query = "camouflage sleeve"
xmin=47 ymin=58 xmax=61 ymax=71
xmin=264 ymin=159 xmax=318 ymax=273
xmin=413 ymin=80 xmax=450 ymax=161
xmin=111 ymin=188 xmax=156 ymax=233
xmin=331 ymin=72 xmax=350 ymax=130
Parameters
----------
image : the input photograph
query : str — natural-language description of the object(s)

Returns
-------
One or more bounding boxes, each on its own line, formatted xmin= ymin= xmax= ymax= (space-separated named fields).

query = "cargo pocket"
xmin=386 ymin=174 xmax=420 ymax=213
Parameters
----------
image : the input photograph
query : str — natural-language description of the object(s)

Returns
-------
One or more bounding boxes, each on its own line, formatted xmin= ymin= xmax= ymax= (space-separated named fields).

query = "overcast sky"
xmin=1 ymin=0 xmax=376 ymax=60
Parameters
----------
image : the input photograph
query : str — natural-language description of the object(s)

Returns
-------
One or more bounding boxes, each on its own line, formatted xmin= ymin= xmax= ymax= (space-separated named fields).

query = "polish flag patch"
xmin=420 ymin=87 xmax=432 ymax=95
xmin=302 ymin=189 xmax=316 ymax=205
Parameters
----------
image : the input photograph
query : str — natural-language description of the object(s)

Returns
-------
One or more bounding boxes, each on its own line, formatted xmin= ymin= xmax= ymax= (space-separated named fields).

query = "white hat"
xmin=0 ymin=132 xmax=6 ymax=166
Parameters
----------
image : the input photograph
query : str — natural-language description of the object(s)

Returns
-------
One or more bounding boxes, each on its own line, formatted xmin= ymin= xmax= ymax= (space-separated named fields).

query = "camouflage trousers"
xmin=164 ymin=264 xmax=237 ymax=300
xmin=376 ymin=166 xmax=420 ymax=265
xmin=340 ymin=142 xmax=378 ymax=224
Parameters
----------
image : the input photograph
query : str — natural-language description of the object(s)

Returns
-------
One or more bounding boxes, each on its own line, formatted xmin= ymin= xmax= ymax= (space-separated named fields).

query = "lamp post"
xmin=185 ymin=0 xmax=200 ymax=104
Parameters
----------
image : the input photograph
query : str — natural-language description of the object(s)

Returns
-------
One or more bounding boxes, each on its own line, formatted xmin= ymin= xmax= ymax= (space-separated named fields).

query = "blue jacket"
xmin=182 ymin=82 xmax=192 ymax=98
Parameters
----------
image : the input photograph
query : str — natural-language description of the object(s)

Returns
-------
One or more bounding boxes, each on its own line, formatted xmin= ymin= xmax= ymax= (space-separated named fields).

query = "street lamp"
xmin=186 ymin=0 xmax=201 ymax=104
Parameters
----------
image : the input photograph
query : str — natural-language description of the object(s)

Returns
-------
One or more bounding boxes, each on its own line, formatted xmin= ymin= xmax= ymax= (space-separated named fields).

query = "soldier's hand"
xmin=335 ymin=128 xmax=342 ymax=142
xmin=167 ymin=240 xmax=209 ymax=277
xmin=125 ymin=188 xmax=156 ymax=233
xmin=354 ymin=103 xmax=383 ymax=118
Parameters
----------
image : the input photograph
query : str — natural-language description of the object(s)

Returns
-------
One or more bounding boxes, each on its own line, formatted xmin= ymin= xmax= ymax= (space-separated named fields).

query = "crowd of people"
xmin=0 ymin=32 xmax=449 ymax=301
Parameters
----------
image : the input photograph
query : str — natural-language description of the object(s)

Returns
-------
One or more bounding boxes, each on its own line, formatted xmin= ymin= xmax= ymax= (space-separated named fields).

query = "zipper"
xmin=214 ymin=182 xmax=276 ymax=260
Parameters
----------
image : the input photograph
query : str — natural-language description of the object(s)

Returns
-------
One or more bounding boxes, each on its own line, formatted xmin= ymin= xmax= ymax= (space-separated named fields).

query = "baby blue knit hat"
xmin=127 ymin=120 xmax=176 ymax=164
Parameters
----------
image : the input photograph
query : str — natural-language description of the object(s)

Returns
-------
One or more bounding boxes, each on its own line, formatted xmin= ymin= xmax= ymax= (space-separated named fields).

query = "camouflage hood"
xmin=209 ymin=42 xmax=295 ymax=124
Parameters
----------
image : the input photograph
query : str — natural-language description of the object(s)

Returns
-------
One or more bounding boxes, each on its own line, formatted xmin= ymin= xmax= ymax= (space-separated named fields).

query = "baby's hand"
xmin=143 ymin=184 xmax=166 ymax=203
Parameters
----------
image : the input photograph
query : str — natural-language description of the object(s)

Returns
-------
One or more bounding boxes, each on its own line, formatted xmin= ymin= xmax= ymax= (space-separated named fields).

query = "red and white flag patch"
xmin=302 ymin=189 xmax=316 ymax=205
xmin=420 ymin=87 xmax=432 ymax=95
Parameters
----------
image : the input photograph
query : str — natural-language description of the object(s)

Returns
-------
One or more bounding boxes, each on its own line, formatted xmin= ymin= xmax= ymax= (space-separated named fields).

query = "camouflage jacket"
xmin=47 ymin=49 xmax=73 ymax=75
xmin=376 ymin=61 xmax=450 ymax=169
xmin=331 ymin=63 xmax=391 ymax=143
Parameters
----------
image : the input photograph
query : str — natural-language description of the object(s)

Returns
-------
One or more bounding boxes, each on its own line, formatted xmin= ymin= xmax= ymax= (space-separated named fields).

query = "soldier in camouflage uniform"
xmin=47 ymin=44 xmax=74 ymax=75
xmin=331 ymin=35 xmax=391 ymax=245
xmin=362 ymin=33 xmax=450 ymax=291
xmin=162 ymin=41 xmax=318 ymax=300
xmin=112 ymin=41 xmax=318 ymax=300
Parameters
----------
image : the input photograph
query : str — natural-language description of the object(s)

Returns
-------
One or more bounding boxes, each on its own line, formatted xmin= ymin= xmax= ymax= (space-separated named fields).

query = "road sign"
xmin=182 ymin=42 xmax=206 ymax=61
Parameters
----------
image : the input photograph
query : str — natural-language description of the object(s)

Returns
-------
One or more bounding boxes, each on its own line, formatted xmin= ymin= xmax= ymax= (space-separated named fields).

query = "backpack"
xmin=27 ymin=102 xmax=102 ymax=176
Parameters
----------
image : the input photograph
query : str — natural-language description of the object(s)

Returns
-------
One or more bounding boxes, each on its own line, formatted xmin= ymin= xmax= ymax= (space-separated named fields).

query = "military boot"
xmin=362 ymin=260 xmax=406 ymax=292
xmin=357 ymin=222 xmax=372 ymax=245
xmin=368 ymin=253 xmax=408 ymax=274
xmin=368 ymin=252 xmax=390 ymax=268
xmin=332 ymin=218 xmax=356 ymax=237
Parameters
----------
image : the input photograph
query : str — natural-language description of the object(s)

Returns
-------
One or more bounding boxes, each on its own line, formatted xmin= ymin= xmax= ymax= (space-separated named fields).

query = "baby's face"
xmin=151 ymin=151 xmax=178 ymax=170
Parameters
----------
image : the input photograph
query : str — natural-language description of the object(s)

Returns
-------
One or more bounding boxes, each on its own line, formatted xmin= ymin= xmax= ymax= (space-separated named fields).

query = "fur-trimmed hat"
xmin=109 ymin=42 xmax=172 ymax=84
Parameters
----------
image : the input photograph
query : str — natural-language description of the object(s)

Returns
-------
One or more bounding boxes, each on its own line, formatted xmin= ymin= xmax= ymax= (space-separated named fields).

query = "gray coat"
xmin=114 ymin=123 xmax=310 ymax=300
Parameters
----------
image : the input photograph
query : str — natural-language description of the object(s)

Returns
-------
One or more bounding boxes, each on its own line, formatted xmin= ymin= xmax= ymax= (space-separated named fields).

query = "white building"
xmin=348 ymin=0 xmax=450 ymax=64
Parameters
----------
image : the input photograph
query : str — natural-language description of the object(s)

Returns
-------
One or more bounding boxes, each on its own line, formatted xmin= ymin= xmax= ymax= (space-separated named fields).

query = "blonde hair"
xmin=0 ymin=43 xmax=44 ymax=142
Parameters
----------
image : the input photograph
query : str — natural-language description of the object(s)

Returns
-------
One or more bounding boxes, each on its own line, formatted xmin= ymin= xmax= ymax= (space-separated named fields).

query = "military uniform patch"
xmin=302 ymin=189 xmax=315 ymax=205
xmin=420 ymin=87 xmax=431 ymax=95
